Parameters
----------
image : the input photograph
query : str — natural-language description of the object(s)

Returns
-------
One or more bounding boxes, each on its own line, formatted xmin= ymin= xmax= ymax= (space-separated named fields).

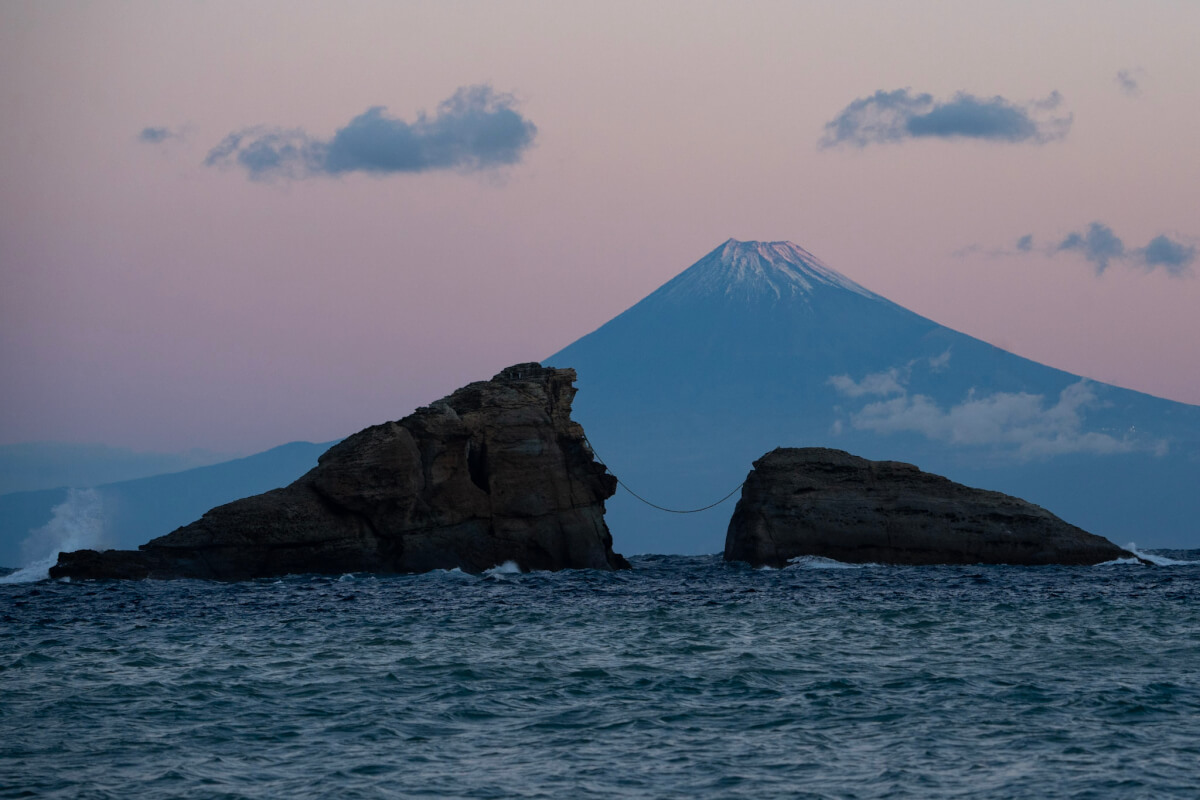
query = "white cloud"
xmin=927 ymin=349 xmax=952 ymax=371
xmin=829 ymin=352 xmax=951 ymax=398
xmin=849 ymin=380 xmax=1161 ymax=459
xmin=828 ymin=368 xmax=906 ymax=398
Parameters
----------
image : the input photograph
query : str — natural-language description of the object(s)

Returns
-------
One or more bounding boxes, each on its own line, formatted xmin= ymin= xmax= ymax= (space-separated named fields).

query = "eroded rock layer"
xmin=52 ymin=364 xmax=627 ymax=580
xmin=724 ymin=448 xmax=1133 ymax=567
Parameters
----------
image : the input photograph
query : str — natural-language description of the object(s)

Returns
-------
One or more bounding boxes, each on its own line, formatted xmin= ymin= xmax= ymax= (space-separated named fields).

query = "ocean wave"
xmin=788 ymin=555 xmax=876 ymax=570
xmin=6 ymin=554 xmax=1200 ymax=798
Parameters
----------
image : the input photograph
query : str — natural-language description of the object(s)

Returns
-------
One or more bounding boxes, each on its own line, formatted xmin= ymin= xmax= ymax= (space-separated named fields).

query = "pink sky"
xmin=2 ymin=0 xmax=1198 ymax=454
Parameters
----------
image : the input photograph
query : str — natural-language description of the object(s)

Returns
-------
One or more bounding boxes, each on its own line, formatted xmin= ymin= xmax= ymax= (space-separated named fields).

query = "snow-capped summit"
xmin=654 ymin=238 xmax=878 ymax=304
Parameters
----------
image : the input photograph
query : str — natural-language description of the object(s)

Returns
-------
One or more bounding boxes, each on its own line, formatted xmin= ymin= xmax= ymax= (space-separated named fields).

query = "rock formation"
xmin=724 ymin=448 xmax=1134 ymax=567
xmin=52 ymin=364 xmax=628 ymax=580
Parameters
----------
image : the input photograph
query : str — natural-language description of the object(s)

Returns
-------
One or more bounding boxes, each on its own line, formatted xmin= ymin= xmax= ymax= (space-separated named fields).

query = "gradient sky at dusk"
xmin=2 ymin=0 xmax=1198 ymax=455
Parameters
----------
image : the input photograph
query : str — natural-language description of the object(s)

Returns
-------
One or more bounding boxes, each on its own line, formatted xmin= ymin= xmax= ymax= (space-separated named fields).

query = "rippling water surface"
xmin=3 ymin=554 xmax=1200 ymax=799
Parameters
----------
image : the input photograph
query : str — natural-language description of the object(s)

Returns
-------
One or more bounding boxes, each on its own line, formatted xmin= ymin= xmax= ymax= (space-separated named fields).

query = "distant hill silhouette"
xmin=0 ymin=441 xmax=331 ymax=568
xmin=547 ymin=239 xmax=1200 ymax=554
xmin=0 ymin=442 xmax=234 ymax=495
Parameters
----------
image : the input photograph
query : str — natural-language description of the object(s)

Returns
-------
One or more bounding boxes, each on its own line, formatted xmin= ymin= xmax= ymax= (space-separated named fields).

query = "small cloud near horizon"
xmin=205 ymin=85 xmax=537 ymax=181
xmin=1016 ymin=234 xmax=1034 ymax=252
xmin=819 ymin=88 xmax=1071 ymax=148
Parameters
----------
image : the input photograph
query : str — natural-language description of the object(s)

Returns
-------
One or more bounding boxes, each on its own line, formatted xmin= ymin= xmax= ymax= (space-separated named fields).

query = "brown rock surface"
xmin=724 ymin=447 xmax=1134 ymax=567
xmin=52 ymin=364 xmax=628 ymax=580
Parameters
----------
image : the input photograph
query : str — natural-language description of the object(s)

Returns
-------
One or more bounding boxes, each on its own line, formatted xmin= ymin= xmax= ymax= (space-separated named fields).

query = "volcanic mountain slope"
xmin=547 ymin=239 xmax=1200 ymax=555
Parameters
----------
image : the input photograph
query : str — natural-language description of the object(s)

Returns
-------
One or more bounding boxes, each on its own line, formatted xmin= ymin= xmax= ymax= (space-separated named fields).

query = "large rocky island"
xmin=724 ymin=448 xmax=1135 ymax=567
xmin=51 ymin=364 xmax=629 ymax=580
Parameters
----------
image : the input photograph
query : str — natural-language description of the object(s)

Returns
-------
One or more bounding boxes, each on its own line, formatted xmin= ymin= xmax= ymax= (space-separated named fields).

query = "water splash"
xmin=1123 ymin=543 xmax=1198 ymax=566
xmin=789 ymin=555 xmax=875 ymax=569
xmin=0 ymin=488 xmax=106 ymax=584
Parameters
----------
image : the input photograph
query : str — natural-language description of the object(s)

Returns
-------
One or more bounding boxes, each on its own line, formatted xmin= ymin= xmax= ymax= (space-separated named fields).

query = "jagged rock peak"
xmin=51 ymin=363 xmax=627 ymax=580
xmin=657 ymin=238 xmax=879 ymax=303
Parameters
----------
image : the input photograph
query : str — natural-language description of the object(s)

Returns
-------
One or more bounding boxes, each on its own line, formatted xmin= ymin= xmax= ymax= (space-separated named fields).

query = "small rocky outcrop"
xmin=724 ymin=448 xmax=1134 ymax=567
xmin=52 ymin=364 xmax=628 ymax=580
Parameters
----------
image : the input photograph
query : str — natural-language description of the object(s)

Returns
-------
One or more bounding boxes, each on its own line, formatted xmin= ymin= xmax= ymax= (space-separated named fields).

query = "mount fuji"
xmin=546 ymin=239 xmax=1200 ymax=555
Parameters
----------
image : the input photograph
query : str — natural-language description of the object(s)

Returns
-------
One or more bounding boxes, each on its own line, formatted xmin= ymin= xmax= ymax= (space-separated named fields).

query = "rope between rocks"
xmin=582 ymin=436 xmax=745 ymax=514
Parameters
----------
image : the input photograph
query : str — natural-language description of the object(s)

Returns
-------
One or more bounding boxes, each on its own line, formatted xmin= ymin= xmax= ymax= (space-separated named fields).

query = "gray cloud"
xmin=1058 ymin=222 xmax=1126 ymax=274
xmin=1016 ymin=234 xmax=1034 ymax=252
xmin=1049 ymin=223 xmax=1195 ymax=277
xmin=820 ymin=89 xmax=1071 ymax=148
xmin=204 ymin=128 xmax=322 ymax=179
xmin=1116 ymin=69 xmax=1141 ymax=96
xmin=205 ymin=85 xmax=537 ymax=181
xmin=1136 ymin=235 xmax=1196 ymax=275
xmin=138 ymin=126 xmax=177 ymax=143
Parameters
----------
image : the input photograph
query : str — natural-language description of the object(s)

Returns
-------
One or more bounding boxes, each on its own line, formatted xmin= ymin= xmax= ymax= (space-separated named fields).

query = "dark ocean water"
xmin=3 ymin=553 xmax=1200 ymax=799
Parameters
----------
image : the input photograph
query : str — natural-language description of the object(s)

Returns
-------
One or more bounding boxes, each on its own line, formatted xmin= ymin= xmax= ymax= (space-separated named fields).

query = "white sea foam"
xmin=1123 ymin=543 xmax=1198 ymax=566
xmin=485 ymin=560 xmax=523 ymax=576
xmin=414 ymin=566 xmax=473 ymax=582
xmin=0 ymin=488 xmax=106 ymax=584
xmin=788 ymin=555 xmax=874 ymax=569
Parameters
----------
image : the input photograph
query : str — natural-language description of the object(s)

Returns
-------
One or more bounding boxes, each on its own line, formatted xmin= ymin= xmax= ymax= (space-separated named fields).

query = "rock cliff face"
xmin=52 ymin=364 xmax=628 ymax=580
xmin=724 ymin=448 xmax=1134 ymax=567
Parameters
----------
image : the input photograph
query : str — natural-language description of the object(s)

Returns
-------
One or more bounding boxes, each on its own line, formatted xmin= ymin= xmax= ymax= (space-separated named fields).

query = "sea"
xmin=3 ymin=551 xmax=1200 ymax=799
